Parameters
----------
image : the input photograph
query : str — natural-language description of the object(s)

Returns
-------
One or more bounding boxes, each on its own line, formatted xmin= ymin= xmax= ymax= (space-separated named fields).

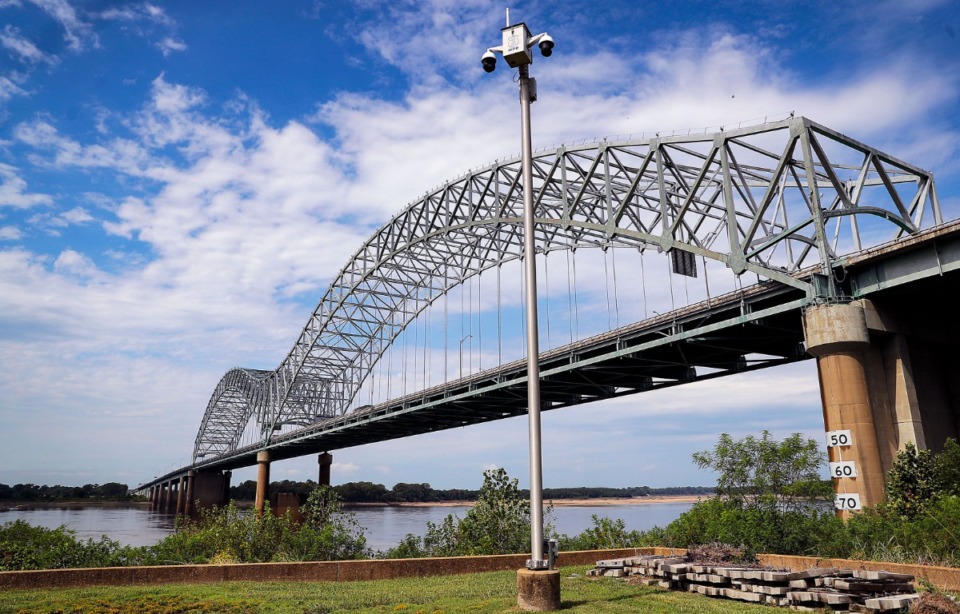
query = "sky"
xmin=2 ymin=0 xmax=959 ymax=492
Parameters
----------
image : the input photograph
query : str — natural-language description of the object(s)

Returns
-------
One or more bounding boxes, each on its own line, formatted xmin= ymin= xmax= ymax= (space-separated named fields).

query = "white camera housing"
xmin=501 ymin=23 xmax=533 ymax=68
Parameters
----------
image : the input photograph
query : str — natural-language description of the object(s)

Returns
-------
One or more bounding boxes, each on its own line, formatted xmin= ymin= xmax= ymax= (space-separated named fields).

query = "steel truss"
xmin=193 ymin=116 xmax=940 ymax=462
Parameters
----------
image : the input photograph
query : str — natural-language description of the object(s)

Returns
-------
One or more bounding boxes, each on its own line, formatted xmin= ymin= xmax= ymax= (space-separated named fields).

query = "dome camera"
xmin=481 ymin=50 xmax=497 ymax=73
xmin=538 ymin=34 xmax=554 ymax=57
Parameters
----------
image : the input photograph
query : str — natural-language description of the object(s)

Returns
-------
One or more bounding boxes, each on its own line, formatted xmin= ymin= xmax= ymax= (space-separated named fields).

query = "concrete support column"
xmin=167 ymin=481 xmax=177 ymax=513
xmin=222 ymin=470 xmax=232 ymax=505
xmin=160 ymin=482 xmax=170 ymax=513
xmin=184 ymin=470 xmax=195 ymax=518
xmin=804 ymin=302 xmax=886 ymax=516
xmin=175 ymin=475 xmax=186 ymax=515
xmin=255 ymin=451 xmax=270 ymax=516
xmin=318 ymin=452 xmax=332 ymax=486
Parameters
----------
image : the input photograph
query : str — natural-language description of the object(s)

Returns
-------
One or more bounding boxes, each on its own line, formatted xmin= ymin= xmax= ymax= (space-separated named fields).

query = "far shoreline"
xmin=346 ymin=494 xmax=711 ymax=508
xmin=2 ymin=494 xmax=710 ymax=512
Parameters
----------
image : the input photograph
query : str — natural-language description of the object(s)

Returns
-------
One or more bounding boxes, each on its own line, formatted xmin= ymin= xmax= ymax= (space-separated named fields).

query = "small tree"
xmin=934 ymin=438 xmax=960 ymax=497
xmin=671 ymin=431 xmax=836 ymax=555
xmin=885 ymin=442 xmax=942 ymax=519
xmin=457 ymin=467 xmax=531 ymax=555
xmin=388 ymin=467 xmax=550 ymax=558
xmin=692 ymin=430 xmax=832 ymax=512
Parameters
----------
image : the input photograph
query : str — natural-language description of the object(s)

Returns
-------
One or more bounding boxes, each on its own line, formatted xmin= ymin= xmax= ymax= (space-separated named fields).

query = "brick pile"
xmin=588 ymin=555 xmax=920 ymax=612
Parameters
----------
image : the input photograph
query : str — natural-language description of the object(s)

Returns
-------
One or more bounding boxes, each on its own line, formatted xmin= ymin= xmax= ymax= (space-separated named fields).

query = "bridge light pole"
xmin=482 ymin=11 xmax=560 ymax=611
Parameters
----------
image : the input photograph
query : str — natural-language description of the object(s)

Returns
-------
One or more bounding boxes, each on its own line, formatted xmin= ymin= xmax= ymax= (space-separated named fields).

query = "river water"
xmin=0 ymin=502 xmax=693 ymax=552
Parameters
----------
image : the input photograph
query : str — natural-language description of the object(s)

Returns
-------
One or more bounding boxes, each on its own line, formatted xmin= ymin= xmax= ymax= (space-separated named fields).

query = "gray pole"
xmin=518 ymin=62 xmax=545 ymax=567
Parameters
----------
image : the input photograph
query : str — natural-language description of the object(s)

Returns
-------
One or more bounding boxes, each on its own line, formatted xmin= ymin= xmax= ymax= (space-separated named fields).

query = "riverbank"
xmin=349 ymin=494 xmax=710 ymax=508
xmin=0 ymin=500 xmax=149 ymax=512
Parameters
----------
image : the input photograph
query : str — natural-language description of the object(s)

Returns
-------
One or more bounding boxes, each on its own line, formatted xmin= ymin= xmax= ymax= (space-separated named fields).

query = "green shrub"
xmin=845 ymin=495 xmax=960 ymax=566
xmin=558 ymin=515 xmax=652 ymax=551
xmin=382 ymin=467 xmax=552 ymax=558
xmin=145 ymin=487 xmax=368 ymax=565
xmin=0 ymin=520 xmax=138 ymax=571
xmin=885 ymin=442 xmax=942 ymax=519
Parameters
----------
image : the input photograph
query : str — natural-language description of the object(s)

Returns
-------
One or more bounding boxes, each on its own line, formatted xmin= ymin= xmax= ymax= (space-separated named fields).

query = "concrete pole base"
xmin=517 ymin=569 xmax=561 ymax=612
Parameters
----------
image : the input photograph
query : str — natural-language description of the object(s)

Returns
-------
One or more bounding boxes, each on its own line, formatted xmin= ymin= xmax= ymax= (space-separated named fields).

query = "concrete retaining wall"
xmin=2 ymin=547 xmax=957 ymax=592
xmin=0 ymin=548 xmax=657 ymax=591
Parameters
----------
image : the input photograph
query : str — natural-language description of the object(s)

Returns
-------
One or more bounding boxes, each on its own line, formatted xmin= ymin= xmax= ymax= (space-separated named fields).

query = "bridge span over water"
xmin=139 ymin=116 xmax=960 ymax=518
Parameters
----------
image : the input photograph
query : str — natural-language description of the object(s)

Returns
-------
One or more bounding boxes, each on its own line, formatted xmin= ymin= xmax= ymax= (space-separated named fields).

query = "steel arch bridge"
xmin=193 ymin=116 xmax=940 ymax=464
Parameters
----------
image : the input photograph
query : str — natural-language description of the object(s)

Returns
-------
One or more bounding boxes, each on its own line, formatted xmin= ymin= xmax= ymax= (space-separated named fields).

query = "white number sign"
xmin=825 ymin=430 xmax=852 ymax=448
xmin=829 ymin=461 xmax=858 ymax=479
xmin=835 ymin=493 xmax=862 ymax=511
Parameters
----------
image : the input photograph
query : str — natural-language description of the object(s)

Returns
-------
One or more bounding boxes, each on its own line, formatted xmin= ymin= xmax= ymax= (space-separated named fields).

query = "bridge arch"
xmin=193 ymin=116 xmax=939 ymax=461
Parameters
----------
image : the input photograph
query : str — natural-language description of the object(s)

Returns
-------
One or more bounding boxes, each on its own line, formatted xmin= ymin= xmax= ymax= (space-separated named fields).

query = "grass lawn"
xmin=0 ymin=566 xmax=776 ymax=613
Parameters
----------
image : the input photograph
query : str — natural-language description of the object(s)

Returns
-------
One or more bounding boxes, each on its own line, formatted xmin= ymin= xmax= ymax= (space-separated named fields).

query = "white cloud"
xmin=0 ymin=225 xmax=20 ymax=240
xmin=1 ymin=24 xmax=57 ymax=64
xmin=0 ymin=75 xmax=27 ymax=102
xmin=156 ymin=37 xmax=186 ymax=56
xmin=26 ymin=0 xmax=96 ymax=51
xmin=99 ymin=2 xmax=174 ymax=26
xmin=332 ymin=462 xmax=360 ymax=474
xmin=0 ymin=162 xmax=52 ymax=208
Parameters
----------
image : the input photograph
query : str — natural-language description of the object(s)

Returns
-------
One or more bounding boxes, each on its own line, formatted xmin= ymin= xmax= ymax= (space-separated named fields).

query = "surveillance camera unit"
xmin=538 ymin=34 xmax=554 ymax=57
xmin=481 ymin=49 xmax=497 ymax=73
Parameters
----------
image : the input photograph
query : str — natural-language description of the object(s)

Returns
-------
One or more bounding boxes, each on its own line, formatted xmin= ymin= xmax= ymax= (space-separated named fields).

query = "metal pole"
xmin=519 ymin=63 xmax=545 ymax=567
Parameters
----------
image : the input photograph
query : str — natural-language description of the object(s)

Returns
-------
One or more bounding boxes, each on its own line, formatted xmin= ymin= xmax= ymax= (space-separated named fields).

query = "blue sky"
xmin=2 ymin=0 xmax=959 ymax=492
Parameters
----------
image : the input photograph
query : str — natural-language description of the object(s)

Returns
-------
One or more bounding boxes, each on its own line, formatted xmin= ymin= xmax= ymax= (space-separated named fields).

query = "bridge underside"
xmin=194 ymin=281 xmax=810 ymax=473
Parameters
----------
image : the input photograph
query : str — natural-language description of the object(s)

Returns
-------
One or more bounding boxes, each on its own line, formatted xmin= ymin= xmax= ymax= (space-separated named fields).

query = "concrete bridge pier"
xmin=318 ymin=452 xmax=332 ymax=486
xmin=170 ymin=480 xmax=179 ymax=513
xmin=175 ymin=475 xmax=186 ymax=515
xmin=804 ymin=302 xmax=886 ymax=516
xmin=189 ymin=469 xmax=231 ymax=516
xmin=184 ymin=470 xmax=195 ymax=518
xmin=255 ymin=450 xmax=270 ymax=516
xmin=805 ymin=298 xmax=960 ymax=517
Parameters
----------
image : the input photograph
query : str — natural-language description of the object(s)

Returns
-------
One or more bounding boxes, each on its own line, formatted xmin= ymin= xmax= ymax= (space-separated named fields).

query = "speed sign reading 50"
xmin=825 ymin=429 xmax=853 ymax=448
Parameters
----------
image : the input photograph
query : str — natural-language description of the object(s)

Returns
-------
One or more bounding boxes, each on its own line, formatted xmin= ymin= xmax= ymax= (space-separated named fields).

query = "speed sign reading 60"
xmin=825 ymin=429 xmax=853 ymax=448
xmin=829 ymin=460 xmax=858 ymax=479
xmin=835 ymin=493 xmax=862 ymax=511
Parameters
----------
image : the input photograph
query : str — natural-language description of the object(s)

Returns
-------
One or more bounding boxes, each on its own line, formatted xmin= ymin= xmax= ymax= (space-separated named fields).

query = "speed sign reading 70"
xmin=835 ymin=493 xmax=862 ymax=511
xmin=825 ymin=430 xmax=853 ymax=448
xmin=829 ymin=460 xmax=858 ymax=479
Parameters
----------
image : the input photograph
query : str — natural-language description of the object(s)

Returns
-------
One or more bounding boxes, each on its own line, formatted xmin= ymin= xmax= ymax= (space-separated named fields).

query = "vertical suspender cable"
xmin=412 ymin=300 xmax=418 ymax=391
xmin=387 ymin=323 xmax=393 ymax=401
xmin=478 ymin=270 xmax=483 ymax=372
xmin=444 ymin=285 xmax=449 ymax=382
xmin=611 ymin=246 xmax=621 ymax=328
xmin=703 ymin=256 xmax=711 ymax=304
xmin=544 ymin=252 xmax=551 ymax=349
xmin=497 ymin=263 xmax=503 ymax=372
xmin=424 ymin=298 xmax=429 ymax=389
xmin=667 ymin=256 xmax=676 ymax=312
xmin=520 ymin=256 xmax=527 ymax=357
xmin=603 ymin=247 xmax=612 ymax=331
xmin=572 ymin=248 xmax=580 ymax=339
xmin=640 ymin=250 xmax=648 ymax=320
xmin=402 ymin=308 xmax=408 ymax=397
xmin=565 ymin=248 xmax=573 ymax=344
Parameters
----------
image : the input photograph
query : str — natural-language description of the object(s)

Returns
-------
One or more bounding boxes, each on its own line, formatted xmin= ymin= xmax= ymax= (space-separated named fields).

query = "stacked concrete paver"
xmin=588 ymin=555 xmax=920 ymax=611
